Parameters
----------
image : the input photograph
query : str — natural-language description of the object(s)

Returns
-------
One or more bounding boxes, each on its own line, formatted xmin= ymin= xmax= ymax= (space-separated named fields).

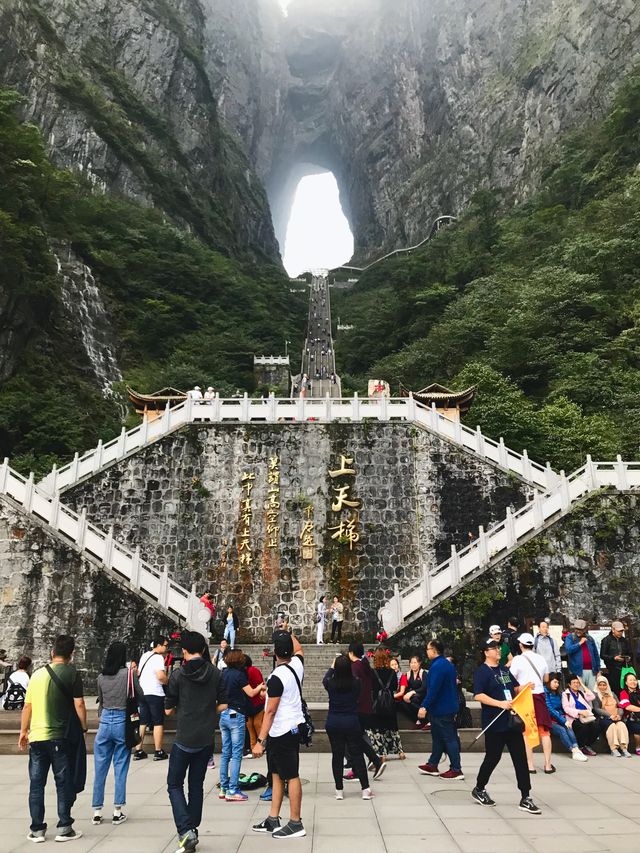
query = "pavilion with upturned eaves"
xmin=400 ymin=382 xmax=476 ymax=421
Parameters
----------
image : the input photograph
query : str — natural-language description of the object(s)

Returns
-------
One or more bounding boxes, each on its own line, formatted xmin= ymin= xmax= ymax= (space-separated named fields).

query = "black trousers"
xmin=331 ymin=620 xmax=343 ymax=642
xmin=328 ymin=730 xmax=369 ymax=790
xmin=476 ymin=728 xmax=530 ymax=798
xmin=572 ymin=718 xmax=600 ymax=748
xmin=345 ymin=714 xmax=380 ymax=771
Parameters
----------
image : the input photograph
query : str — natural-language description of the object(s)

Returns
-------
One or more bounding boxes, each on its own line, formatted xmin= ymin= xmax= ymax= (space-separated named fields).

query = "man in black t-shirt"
xmin=471 ymin=639 xmax=541 ymax=815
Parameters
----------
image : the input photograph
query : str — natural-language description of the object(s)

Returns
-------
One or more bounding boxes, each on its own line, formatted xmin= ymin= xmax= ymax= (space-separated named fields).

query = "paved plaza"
xmin=2 ymin=751 xmax=640 ymax=853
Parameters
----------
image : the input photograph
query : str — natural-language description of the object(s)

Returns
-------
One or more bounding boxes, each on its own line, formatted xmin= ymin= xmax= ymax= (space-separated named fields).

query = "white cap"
xmin=518 ymin=632 xmax=535 ymax=647
xmin=207 ymin=386 xmax=214 ymax=391
xmin=489 ymin=625 xmax=502 ymax=635
xmin=194 ymin=385 xmax=201 ymax=390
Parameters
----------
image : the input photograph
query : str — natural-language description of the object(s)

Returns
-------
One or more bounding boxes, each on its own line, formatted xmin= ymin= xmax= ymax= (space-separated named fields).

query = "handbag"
xmin=46 ymin=665 xmax=87 ymax=794
xmin=125 ymin=666 xmax=141 ymax=750
xmin=284 ymin=663 xmax=315 ymax=747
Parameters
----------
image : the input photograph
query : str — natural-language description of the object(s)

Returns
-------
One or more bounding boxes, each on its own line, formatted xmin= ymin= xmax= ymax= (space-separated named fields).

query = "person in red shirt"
xmin=244 ymin=656 xmax=266 ymax=750
xmin=199 ymin=593 xmax=215 ymax=635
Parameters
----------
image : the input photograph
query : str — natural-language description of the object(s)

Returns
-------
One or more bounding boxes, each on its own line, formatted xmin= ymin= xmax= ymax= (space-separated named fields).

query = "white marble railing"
xmin=38 ymin=394 xmax=556 ymax=494
xmin=382 ymin=458 xmax=640 ymax=635
xmin=0 ymin=460 xmax=207 ymax=632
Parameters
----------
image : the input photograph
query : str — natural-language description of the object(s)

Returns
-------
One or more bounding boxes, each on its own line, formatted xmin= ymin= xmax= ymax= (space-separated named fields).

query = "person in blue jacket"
xmin=564 ymin=620 xmax=601 ymax=690
xmin=544 ymin=674 xmax=588 ymax=761
xmin=416 ymin=639 xmax=462 ymax=780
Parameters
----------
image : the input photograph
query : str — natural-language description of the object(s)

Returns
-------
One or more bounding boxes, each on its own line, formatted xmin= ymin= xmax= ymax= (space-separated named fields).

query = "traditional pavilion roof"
xmin=127 ymin=386 xmax=188 ymax=411
xmin=400 ymin=382 xmax=476 ymax=414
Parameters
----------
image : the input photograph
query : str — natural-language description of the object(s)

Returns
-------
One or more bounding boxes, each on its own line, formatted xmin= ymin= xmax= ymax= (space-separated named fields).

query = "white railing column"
xmin=187 ymin=583 xmax=199 ymax=629
xmin=392 ymin=583 xmax=402 ymax=627
xmin=49 ymin=494 xmax=60 ymax=529
xmin=268 ymin=393 xmax=277 ymax=423
xmin=117 ymin=427 xmax=126 ymax=457
xmin=616 ymin=455 xmax=629 ymax=491
xmin=379 ymin=394 xmax=389 ymax=421
xmin=49 ymin=464 xmax=58 ymax=493
xmin=430 ymin=402 xmax=440 ymax=431
xmin=23 ymin=473 xmax=35 ymax=512
xmin=521 ymin=449 xmax=532 ymax=481
xmin=454 ymin=417 xmax=463 ymax=444
xmin=103 ymin=526 xmax=114 ymax=567
xmin=421 ymin=569 xmax=432 ymax=607
xmin=324 ymin=393 xmax=332 ymax=421
xmin=475 ymin=425 xmax=485 ymax=457
xmin=532 ymin=493 xmax=544 ymax=529
xmin=0 ymin=458 xmax=10 ymax=493
xmin=71 ymin=452 xmax=80 ymax=481
xmin=185 ymin=395 xmax=194 ymax=421
xmin=212 ymin=393 xmax=221 ymax=422
xmin=296 ymin=395 xmax=306 ymax=421
xmin=407 ymin=392 xmax=416 ymax=421
xmin=545 ymin=462 xmax=556 ymax=489
xmin=478 ymin=525 xmax=489 ymax=566
xmin=130 ymin=546 xmax=141 ymax=588
xmin=140 ymin=415 xmax=149 ymax=444
xmin=93 ymin=440 xmax=103 ymax=473
xmin=559 ymin=471 xmax=570 ymax=511
xmin=450 ymin=545 xmax=461 ymax=587
xmin=505 ymin=508 xmax=516 ymax=548
xmin=164 ymin=401 xmax=172 ymax=432
xmin=351 ymin=392 xmax=360 ymax=421
xmin=240 ymin=392 xmax=250 ymax=422
xmin=76 ymin=508 xmax=87 ymax=549
xmin=159 ymin=567 xmax=169 ymax=608
xmin=498 ymin=438 xmax=508 ymax=469
xmin=584 ymin=454 xmax=598 ymax=490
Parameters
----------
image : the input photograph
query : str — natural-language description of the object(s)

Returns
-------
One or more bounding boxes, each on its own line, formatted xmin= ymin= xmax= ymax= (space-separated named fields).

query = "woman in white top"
xmin=2 ymin=655 xmax=31 ymax=709
xmin=316 ymin=596 xmax=326 ymax=644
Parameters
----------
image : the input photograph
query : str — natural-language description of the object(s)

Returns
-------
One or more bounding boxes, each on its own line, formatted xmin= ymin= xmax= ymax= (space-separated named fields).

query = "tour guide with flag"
xmin=471 ymin=638 xmax=542 ymax=814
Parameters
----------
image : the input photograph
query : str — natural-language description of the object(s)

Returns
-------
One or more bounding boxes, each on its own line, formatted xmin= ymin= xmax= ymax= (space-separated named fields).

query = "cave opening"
xmin=282 ymin=169 xmax=354 ymax=276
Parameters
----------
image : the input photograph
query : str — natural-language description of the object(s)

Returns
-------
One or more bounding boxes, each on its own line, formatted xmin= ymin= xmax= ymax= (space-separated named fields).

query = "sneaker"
xmin=207 ymin=757 xmax=215 ymax=769
xmin=225 ymin=792 xmax=249 ymax=802
xmin=218 ymin=788 xmax=227 ymax=800
xmin=272 ymin=820 xmax=306 ymax=839
xmin=581 ymin=746 xmax=597 ymax=757
xmin=335 ymin=789 xmax=344 ymax=800
xmin=253 ymin=816 xmax=281 ymax=833
xmin=418 ymin=763 xmax=440 ymax=776
xmin=112 ymin=813 xmax=127 ymax=825
xmin=518 ymin=797 xmax=542 ymax=815
xmin=571 ymin=748 xmax=588 ymax=761
xmin=635 ymin=748 xmax=640 ymax=756
xmin=27 ymin=830 xmax=46 ymax=843
xmin=621 ymin=748 xmax=632 ymax=757
xmin=362 ymin=788 xmax=374 ymax=799
xmin=174 ymin=829 xmax=198 ymax=851
xmin=154 ymin=749 xmax=169 ymax=761
xmin=421 ymin=723 xmax=432 ymax=731
xmin=243 ymin=751 xmax=253 ymax=759
xmin=440 ymin=770 xmax=465 ymax=780
xmin=343 ymin=770 xmax=358 ymax=781
xmin=471 ymin=787 xmax=495 ymax=807
xmin=259 ymin=786 xmax=273 ymax=801
xmin=373 ymin=761 xmax=387 ymax=781
xmin=54 ymin=829 xmax=83 ymax=842
xmin=133 ymin=749 xmax=147 ymax=761
xmin=611 ymin=749 xmax=622 ymax=757
xmin=91 ymin=814 xmax=103 ymax=825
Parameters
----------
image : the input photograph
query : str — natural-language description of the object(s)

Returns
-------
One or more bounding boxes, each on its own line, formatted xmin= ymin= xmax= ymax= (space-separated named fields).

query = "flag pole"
xmin=472 ymin=708 xmax=509 ymax=742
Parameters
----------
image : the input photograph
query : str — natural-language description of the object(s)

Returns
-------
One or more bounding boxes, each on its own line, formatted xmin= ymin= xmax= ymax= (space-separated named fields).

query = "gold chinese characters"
xmin=328 ymin=452 xmax=361 ymax=550
xmin=238 ymin=471 xmax=255 ymax=566
xmin=266 ymin=455 xmax=281 ymax=549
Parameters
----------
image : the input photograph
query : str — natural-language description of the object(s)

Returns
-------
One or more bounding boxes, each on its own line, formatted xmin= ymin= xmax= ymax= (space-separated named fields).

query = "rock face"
xmin=63 ymin=422 xmax=531 ymax=641
xmin=0 ymin=496 xmax=173 ymax=687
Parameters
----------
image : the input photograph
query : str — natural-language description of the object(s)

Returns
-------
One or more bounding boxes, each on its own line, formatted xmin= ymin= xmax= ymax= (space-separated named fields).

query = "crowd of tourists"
xmin=4 ymin=615 xmax=640 ymax=849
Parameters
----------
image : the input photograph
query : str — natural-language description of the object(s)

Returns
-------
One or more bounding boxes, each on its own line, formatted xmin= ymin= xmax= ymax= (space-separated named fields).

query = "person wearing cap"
xmin=488 ymin=625 xmax=512 ymax=667
xmin=251 ymin=632 xmax=306 ymax=838
xmin=509 ymin=632 xmax=555 ymax=774
xmin=533 ymin=621 xmax=561 ymax=677
xmin=190 ymin=385 xmax=203 ymax=403
xmin=471 ymin=638 xmax=541 ymax=814
xmin=203 ymin=386 xmax=215 ymax=404
xmin=564 ymin=620 xmax=601 ymax=690
xmin=600 ymin=621 xmax=631 ymax=695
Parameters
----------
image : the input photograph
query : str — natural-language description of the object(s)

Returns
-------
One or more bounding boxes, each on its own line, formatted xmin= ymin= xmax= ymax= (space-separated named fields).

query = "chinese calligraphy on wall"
xmin=328 ymin=453 xmax=361 ymax=550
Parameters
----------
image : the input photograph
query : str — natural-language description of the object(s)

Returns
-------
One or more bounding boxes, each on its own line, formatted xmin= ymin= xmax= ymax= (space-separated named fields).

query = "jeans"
xmin=167 ymin=744 xmax=212 ymax=836
xmin=328 ymin=729 xmax=369 ymax=790
xmin=477 ymin=728 xmax=530 ymax=798
xmin=92 ymin=709 xmax=131 ymax=808
xmin=219 ymin=710 xmax=246 ymax=794
xmin=551 ymin=721 xmax=578 ymax=752
xmin=28 ymin=740 xmax=76 ymax=831
xmin=223 ymin=625 xmax=236 ymax=647
xmin=428 ymin=714 xmax=462 ymax=772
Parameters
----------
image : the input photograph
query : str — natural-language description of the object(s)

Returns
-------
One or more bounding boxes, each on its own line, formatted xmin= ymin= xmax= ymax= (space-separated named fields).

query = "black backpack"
xmin=3 ymin=678 xmax=26 ymax=710
xmin=372 ymin=668 xmax=394 ymax=716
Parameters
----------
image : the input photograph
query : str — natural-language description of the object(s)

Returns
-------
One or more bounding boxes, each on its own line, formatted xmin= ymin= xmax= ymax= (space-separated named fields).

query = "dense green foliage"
xmin=334 ymin=71 xmax=640 ymax=471
xmin=0 ymin=89 xmax=305 ymax=475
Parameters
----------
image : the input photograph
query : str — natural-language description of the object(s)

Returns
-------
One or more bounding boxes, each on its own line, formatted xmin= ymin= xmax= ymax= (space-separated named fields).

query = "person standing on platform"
xmin=134 ymin=635 xmax=169 ymax=762
xmin=600 ymin=621 xmax=631 ymax=695
xmin=533 ymin=621 xmax=561 ymax=678
xmin=564 ymin=620 xmax=601 ymax=691
xmin=471 ymin=638 xmax=541 ymax=815
xmin=224 ymin=606 xmax=239 ymax=648
xmin=330 ymin=596 xmax=344 ymax=643
xmin=417 ymin=639 xmax=462 ymax=780
xmin=509 ymin=633 xmax=555 ymax=774
xmin=316 ymin=595 xmax=326 ymax=645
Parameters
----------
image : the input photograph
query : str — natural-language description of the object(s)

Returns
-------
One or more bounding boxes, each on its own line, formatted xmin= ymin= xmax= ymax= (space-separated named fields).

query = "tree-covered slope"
xmin=0 ymin=89 xmax=305 ymax=475
xmin=333 ymin=71 xmax=640 ymax=471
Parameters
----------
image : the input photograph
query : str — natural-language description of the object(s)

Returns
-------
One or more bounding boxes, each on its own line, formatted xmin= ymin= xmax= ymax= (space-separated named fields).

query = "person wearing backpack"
xmin=368 ymin=649 xmax=403 ymax=760
xmin=417 ymin=639 xmax=462 ymax=779
xmin=2 ymin=655 xmax=31 ymax=710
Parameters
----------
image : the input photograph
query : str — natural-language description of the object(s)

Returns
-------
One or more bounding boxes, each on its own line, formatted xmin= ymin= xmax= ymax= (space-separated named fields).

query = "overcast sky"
xmin=277 ymin=0 xmax=292 ymax=14
xmin=283 ymin=172 xmax=354 ymax=276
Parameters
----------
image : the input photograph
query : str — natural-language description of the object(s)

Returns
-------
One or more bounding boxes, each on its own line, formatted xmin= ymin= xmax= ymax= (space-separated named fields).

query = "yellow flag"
xmin=511 ymin=683 xmax=540 ymax=748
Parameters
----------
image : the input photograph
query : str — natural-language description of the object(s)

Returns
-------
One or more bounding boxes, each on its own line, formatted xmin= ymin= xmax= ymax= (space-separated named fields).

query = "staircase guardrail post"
xmin=241 ymin=392 xmax=250 ymax=422
xmin=407 ymin=392 xmax=416 ymax=421
xmin=351 ymin=392 xmax=360 ymax=421
xmin=521 ymin=449 xmax=532 ymax=481
xmin=23 ymin=473 xmax=35 ymax=513
xmin=117 ymin=427 xmax=126 ymax=458
xmin=212 ymin=393 xmax=221 ymax=422
xmin=545 ymin=462 xmax=556 ymax=489
xmin=0 ymin=458 xmax=9 ymax=493
xmin=450 ymin=545 xmax=461 ymax=587
xmin=475 ymin=425 xmax=485 ymax=458
xmin=392 ymin=582 xmax=402 ymax=627
xmin=430 ymin=402 xmax=439 ymax=432
xmin=615 ymin=455 xmax=629 ymax=491
xmin=50 ymin=464 xmax=58 ymax=494
xmin=296 ymin=394 xmax=306 ymax=421
xmin=584 ymin=454 xmax=598 ymax=490
xmin=75 ymin=508 xmax=87 ymax=550
xmin=93 ymin=440 xmax=103 ymax=473
xmin=103 ymin=526 xmax=114 ymax=567
xmin=505 ymin=508 xmax=516 ymax=548
xmin=532 ymin=493 xmax=544 ymax=529
xmin=49 ymin=494 xmax=60 ymax=529
xmin=478 ymin=525 xmax=489 ymax=566
xmin=324 ymin=393 xmax=332 ymax=421
xmin=379 ymin=394 xmax=389 ymax=421
xmin=71 ymin=453 xmax=80 ymax=482
xmin=140 ymin=414 xmax=149 ymax=444
xmin=268 ymin=393 xmax=277 ymax=423
xmin=130 ymin=546 xmax=141 ymax=588
xmin=454 ymin=417 xmax=463 ymax=444
xmin=187 ymin=583 xmax=199 ymax=629
xmin=559 ymin=471 xmax=570 ymax=511
xmin=186 ymin=395 xmax=194 ymax=422
xmin=421 ymin=567 xmax=432 ymax=607
xmin=164 ymin=401 xmax=172 ymax=432
xmin=159 ymin=567 xmax=169 ymax=608
xmin=498 ymin=438 xmax=509 ymax=469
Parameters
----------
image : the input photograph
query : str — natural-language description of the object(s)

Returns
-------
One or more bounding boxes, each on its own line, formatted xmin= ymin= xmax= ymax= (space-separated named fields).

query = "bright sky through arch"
xmin=283 ymin=172 xmax=354 ymax=277
xmin=278 ymin=0 xmax=292 ymax=14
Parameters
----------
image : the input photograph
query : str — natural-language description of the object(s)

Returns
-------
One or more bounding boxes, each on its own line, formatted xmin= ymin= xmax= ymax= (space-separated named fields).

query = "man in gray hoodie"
xmin=165 ymin=631 xmax=226 ymax=853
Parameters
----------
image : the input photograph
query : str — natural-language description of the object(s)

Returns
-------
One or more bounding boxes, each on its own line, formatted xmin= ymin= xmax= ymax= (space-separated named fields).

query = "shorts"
xmin=139 ymin=694 xmax=165 ymax=727
xmin=268 ymin=731 xmax=300 ymax=781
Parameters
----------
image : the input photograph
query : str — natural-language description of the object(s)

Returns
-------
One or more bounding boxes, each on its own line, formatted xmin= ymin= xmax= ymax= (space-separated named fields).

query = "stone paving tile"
xmin=455 ymin=836 xmax=533 ymax=853
xmin=578 ymin=816 xmax=640 ymax=835
xmin=526 ymin=835 xmax=602 ymax=853
xmin=311 ymin=837 xmax=387 ymax=853
xmin=382 ymin=836 xmax=461 ymax=852
xmin=375 ymin=817 xmax=451 ymax=835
